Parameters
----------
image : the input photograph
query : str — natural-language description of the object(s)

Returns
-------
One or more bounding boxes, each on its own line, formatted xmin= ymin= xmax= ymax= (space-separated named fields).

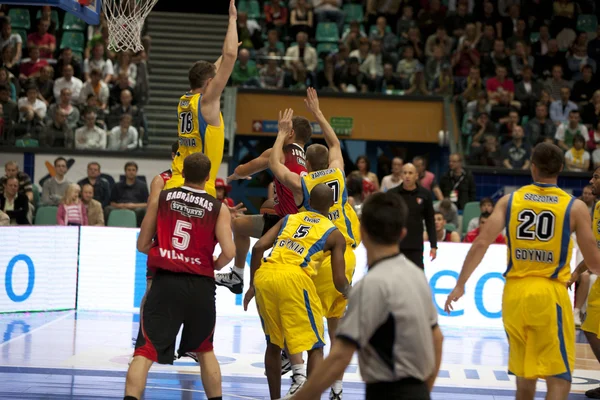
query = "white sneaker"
xmin=574 ymin=308 xmax=582 ymax=327
xmin=215 ymin=269 xmax=243 ymax=294
xmin=280 ymin=373 xmax=306 ymax=399
xmin=329 ymin=388 xmax=343 ymax=399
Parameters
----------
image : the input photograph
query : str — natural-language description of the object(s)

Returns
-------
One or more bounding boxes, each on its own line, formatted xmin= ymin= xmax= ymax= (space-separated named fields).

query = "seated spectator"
xmin=54 ymin=47 xmax=82 ymax=80
xmin=556 ymin=110 xmax=588 ymax=151
xmin=451 ymin=40 xmax=480 ymax=79
xmin=39 ymin=7 xmax=57 ymax=35
xmin=53 ymin=64 xmax=83 ymax=103
xmin=349 ymin=37 xmax=370 ymax=64
xmin=502 ymin=125 xmax=531 ymax=169
xmin=418 ymin=0 xmax=447 ymax=40
xmin=289 ymin=0 xmax=313 ymax=38
xmin=590 ymin=25 xmax=600 ymax=65
xmin=260 ymin=53 xmax=284 ymax=89
xmin=477 ymin=24 xmax=496 ymax=57
xmin=40 ymin=108 xmax=73 ymax=148
xmin=469 ymin=134 xmax=503 ymax=166
xmin=215 ymin=178 xmax=235 ymax=207
xmin=400 ymin=26 xmax=425 ymax=61
xmin=397 ymin=4 xmax=417 ymax=40
xmin=236 ymin=12 xmax=262 ymax=51
xmin=550 ymin=87 xmax=578 ymax=125
xmin=469 ymin=111 xmax=496 ymax=148
xmin=396 ymin=46 xmax=419 ymax=86
xmin=482 ymin=39 xmax=510 ymax=78
xmin=81 ymin=183 xmax=104 ymax=226
xmin=113 ymin=51 xmax=137 ymax=87
xmin=81 ymin=94 xmax=107 ymax=128
xmin=57 ymin=183 xmax=88 ymax=226
xmin=506 ymin=19 xmax=529 ymax=51
xmin=425 ymin=25 xmax=454 ymax=59
xmin=41 ymin=157 xmax=71 ymax=206
xmin=257 ymin=30 xmax=284 ymax=66
xmin=77 ymin=161 xmax=111 ymax=208
xmin=0 ymin=84 xmax=18 ymax=135
xmin=370 ymin=17 xmax=398 ymax=62
xmin=19 ymin=45 xmax=48 ymax=81
xmin=18 ymin=85 xmax=47 ymax=120
xmin=27 ymin=18 xmax=55 ymax=59
xmin=405 ymin=68 xmax=430 ymax=96
xmin=425 ymin=45 xmax=446 ymax=84
xmin=380 ymin=157 xmax=403 ymax=192
xmin=486 ymin=65 xmax=514 ymax=103
xmin=531 ymin=25 xmax=551 ymax=58
xmin=109 ymin=72 xmax=136 ymax=107
xmin=510 ymin=41 xmax=534 ymax=81
xmin=0 ymin=67 xmax=15 ymax=101
xmin=460 ymin=66 xmax=484 ymax=103
xmin=0 ymin=176 xmax=29 ymax=225
xmin=567 ymin=45 xmax=596 ymax=82
xmin=284 ymin=32 xmax=317 ymax=73
xmin=105 ymin=161 xmax=149 ymax=227
xmin=36 ymin=65 xmax=54 ymax=105
xmin=515 ymin=66 xmax=542 ymax=118
xmin=342 ymin=21 xmax=366 ymax=52
xmin=544 ymin=65 xmax=570 ymax=102
xmin=535 ymin=39 xmax=566 ymax=79
xmin=264 ymin=0 xmax=288 ymax=36
xmin=464 ymin=212 xmax=506 ymax=243
xmin=1 ymin=45 xmax=18 ymax=78
xmin=286 ymin=62 xmax=315 ymax=90
xmin=571 ymin=65 xmax=596 ymax=107
xmin=376 ymin=63 xmax=403 ymax=93
xmin=583 ymin=90 xmax=600 ymax=129
xmin=360 ymin=39 xmax=384 ymax=81
xmin=424 ymin=211 xmax=460 ymax=243
xmin=445 ymin=2 xmax=471 ymax=40
xmin=467 ymin=197 xmax=495 ymax=232
xmin=232 ymin=48 xmax=260 ymax=87
xmin=107 ymin=89 xmax=143 ymax=131
xmin=432 ymin=64 xmax=454 ymax=95
xmin=0 ymin=17 xmax=22 ymax=64
xmin=75 ymin=109 xmax=107 ymax=150
xmin=339 ymin=57 xmax=368 ymax=93
xmin=0 ymin=209 xmax=8 ymax=225
xmin=312 ymin=0 xmax=344 ymax=34
xmin=0 ymin=161 xmax=33 ymax=203
xmin=108 ymin=114 xmax=138 ymax=150
xmin=434 ymin=198 xmax=459 ymax=227
xmin=497 ymin=108 xmax=520 ymax=142
xmin=526 ymin=103 xmax=556 ymax=144
xmin=47 ymin=88 xmax=80 ymax=131
xmin=79 ymin=68 xmax=109 ymax=110
xmin=84 ymin=43 xmax=113 ymax=83
xmin=565 ymin=133 xmax=590 ymax=171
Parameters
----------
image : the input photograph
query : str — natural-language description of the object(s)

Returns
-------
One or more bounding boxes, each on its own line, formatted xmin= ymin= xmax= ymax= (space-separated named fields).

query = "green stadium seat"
xmin=36 ymin=9 xmax=60 ymax=27
xmin=316 ymin=22 xmax=340 ymax=43
xmin=461 ymin=201 xmax=481 ymax=235
xmin=445 ymin=223 xmax=457 ymax=232
xmin=60 ymin=32 xmax=85 ymax=53
xmin=13 ymin=29 xmax=27 ymax=48
xmin=35 ymin=206 xmax=58 ymax=225
xmin=577 ymin=14 xmax=598 ymax=33
xmin=343 ymin=4 xmax=363 ymax=22
xmin=275 ymin=41 xmax=285 ymax=52
xmin=529 ymin=32 xmax=540 ymax=43
xmin=369 ymin=24 xmax=392 ymax=36
xmin=521 ymin=115 xmax=529 ymax=125
xmin=15 ymin=138 xmax=39 ymax=147
xmin=8 ymin=8 xmax=30 ymax=30
xmin=317 ymin=58 xmax=324 ymax=72
xmin=316 ymin=42 xmax=339 ymax=55
xmin=238 ymin=0 xmax=261 ymax=19
xmin=32 ymin=184 xmax=40 ymax=210
xmin=107 ymin=209 xmax=137 ymax=228
xmin=62 ymin=13 xmax=86 ymax=32
xmin=342 ymin=23 xmax=366 ymax=37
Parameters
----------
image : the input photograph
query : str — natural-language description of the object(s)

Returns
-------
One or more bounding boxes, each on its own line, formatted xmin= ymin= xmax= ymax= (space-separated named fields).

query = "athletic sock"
xmin=233 ymin=266 xmax=245 ymax=277
xmin=208 ymin=397 xmax=223 ymax=400
xmin=124 ymin=396 xmax=138 ymax=400
xmin=291 ymin=364 xmax=306 ymax=378
xmin=332 ymin=380 xmax=343 ymax=393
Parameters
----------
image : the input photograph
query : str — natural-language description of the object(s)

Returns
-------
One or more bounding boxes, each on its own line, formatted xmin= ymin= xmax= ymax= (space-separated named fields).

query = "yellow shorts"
xmin=503 ymin=277 xmax=574 ymax=381
xmin=164 ymin=172 xmax=216 ymax=198
xmin=582 ymin=278 xmax=600 ymax=337
xmin=255 ymin=266 xmax=325 ymax=354
xmin=312 ymin=247 xmax=356 ymax=319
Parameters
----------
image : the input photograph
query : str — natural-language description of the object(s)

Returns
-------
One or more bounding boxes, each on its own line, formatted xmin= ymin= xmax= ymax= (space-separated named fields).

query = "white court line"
xmin=0 ymin=310 xmax=75 ymax=348
xmin=149 ymin=386 xmax=260 ymax=400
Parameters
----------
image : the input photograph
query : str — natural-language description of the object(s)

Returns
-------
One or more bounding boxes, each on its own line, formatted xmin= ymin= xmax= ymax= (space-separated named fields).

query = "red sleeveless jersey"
xmin=274 ymin=143 xmax=307 ymax=217
xmin=159 ymin=169 xmax=172 ymax=184
xmin=147 ymin=186 xmax=222 ymax=277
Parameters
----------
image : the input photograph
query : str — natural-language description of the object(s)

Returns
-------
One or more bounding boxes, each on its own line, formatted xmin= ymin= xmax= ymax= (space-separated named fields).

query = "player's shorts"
xmin=313 ymin=247 xmax=356 ymax=319
xmin=164 ymin=173 xmax=216 ymax=198
xmin=261 ymin=213 xmax=281 ymax=236
xmin=582 ymin=278 xmax=600 ymax=337
xmin=503 ymin=277 xmax=574 ymax=381
xmin=134 ymin=269 xmax=216 ymax=364
xmin=254 ymin=266 xmax=325 ymax=354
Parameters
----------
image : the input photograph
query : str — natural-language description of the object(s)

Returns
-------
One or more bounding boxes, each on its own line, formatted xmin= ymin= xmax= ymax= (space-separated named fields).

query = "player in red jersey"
xmin=125 ymin=153 xmax=235 ymax=400
xmin=215 ymin=117 xmax=312 ymax=294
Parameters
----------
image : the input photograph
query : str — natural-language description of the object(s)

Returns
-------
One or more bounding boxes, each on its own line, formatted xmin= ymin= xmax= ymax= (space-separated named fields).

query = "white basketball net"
xmin=102 ymin=0 xmax=158 ymax=52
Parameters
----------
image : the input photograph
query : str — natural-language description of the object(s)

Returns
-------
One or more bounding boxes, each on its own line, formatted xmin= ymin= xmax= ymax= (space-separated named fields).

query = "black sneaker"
xmin=586 ymin=386 xmax=600 ymax=398
xmin=215 ymin=270 xmax=243 ymax=294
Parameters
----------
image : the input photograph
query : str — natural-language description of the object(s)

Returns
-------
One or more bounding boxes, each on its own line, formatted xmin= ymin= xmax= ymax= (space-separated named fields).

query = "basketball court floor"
xmin=0 ymin=310 xmax=597 ymax=399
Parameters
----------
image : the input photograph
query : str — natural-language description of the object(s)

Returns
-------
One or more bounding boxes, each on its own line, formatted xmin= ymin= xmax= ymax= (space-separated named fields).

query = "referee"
xmin=388 ymin=163 xmax=437 ymax=268
xmin=293 ymin=192 xmax=444 ymax=400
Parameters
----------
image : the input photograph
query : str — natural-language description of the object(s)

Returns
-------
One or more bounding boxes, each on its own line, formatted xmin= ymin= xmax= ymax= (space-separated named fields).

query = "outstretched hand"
xmin=443 ymin=285 xmax=465 ymax=314
xmin=229 ymin=203 xmax=247 ymax=220
xmin=278 ymin=108 xmax=294 ymax=135
xmin=227 ymin=172 xmax=252 ymax=182
xmin=243 ymin=287 xmax=255 ymax=311
xmin=304 ymin=87 xmax=320 ymax=115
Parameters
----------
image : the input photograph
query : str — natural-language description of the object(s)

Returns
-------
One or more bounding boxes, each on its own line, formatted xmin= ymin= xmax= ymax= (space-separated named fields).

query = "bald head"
xmin=308 ymin=183 xmax=334 ymax=214
xmin=402 ymin=163 xmax=418 ymax=187
xmin=306 ymin=144 xmax=329 ymax=172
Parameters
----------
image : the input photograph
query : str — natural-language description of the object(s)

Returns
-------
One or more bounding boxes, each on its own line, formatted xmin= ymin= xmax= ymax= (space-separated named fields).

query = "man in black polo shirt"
xmin=105 ymin=161 xmax=149 ymax=226
xmin=77 ymin=161 xmax=111 ymax=208
xmin=388 ymin=163 xmax=436 ymax=268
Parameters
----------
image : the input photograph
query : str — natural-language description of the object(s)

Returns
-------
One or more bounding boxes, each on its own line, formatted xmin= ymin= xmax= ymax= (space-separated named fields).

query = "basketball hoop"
xmin=102 ymin=0 xmax=158 ymax=52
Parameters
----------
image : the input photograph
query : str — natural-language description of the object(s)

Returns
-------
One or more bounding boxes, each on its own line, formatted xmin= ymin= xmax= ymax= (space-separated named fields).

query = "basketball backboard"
xmin=4 ymin=0 xmax=100 ymax=25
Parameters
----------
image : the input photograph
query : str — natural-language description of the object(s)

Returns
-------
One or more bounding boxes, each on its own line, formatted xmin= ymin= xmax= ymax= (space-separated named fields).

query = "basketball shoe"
xmin=215 ymin=269 xmax=243 ymax=294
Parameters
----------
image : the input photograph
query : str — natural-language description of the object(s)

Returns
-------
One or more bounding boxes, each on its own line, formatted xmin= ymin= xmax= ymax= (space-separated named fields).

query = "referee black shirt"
xmin=388 ymin=183 xmax=436 ymax=266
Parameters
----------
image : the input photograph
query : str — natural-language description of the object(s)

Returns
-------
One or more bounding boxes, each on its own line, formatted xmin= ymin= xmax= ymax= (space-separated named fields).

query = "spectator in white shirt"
xmin=108 ymin=114 xmax=138 ymax=150
xmin=83 ymin=43 xmax=114 ymax=83
xmin=53 ymin=64 xmax=83 ymax=102
xmin=113 ymin=51 xmax=137 ymax=87
xmin=18 ymin=85 xmax=47 ymax=120
xmin=75 ymin=109 xmax=107 ymax=149
xmin=79 ymin=68 xmax=109 ymax=109
xmin=555 ymin=110 xmax=589 ymax=152
xmin=360 ymin=39 xmax=384 ymax=80
xmin=0 ymin=17 xmax=22 ymax=64
xmin=284 ymin=31 xmax=318 ymax=72
xmin=380 ymin=157 xmax=403 ymax=192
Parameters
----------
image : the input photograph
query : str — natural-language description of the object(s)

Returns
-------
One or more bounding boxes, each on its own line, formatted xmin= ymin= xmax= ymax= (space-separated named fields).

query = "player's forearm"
xmin=575 ymin=260 xmax=589 ymax=276
xmin=223 ymin=17 xmax=239 ymax=59
xmin=236 ymin=156 xmax=269 ymax=177
xmin=314 ymin=110 xmax=339 ymax=149
xmin=457 ymin=239 xmax=487 ymax=286
xmin=214 ymin=252 xmax=233 ymax=270
xmin=249 ymin=250 xmax=264 ymax=288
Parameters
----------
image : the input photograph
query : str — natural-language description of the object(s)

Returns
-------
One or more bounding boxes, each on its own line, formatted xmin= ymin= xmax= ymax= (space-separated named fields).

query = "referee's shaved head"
xmin=182 ymin=153 xmax=211 ymax=184
xmin=308 ymin=183 xmax=334 ymax=215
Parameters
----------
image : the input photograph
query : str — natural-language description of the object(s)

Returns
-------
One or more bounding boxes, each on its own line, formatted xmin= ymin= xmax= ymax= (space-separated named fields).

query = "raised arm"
xmin=573 ymin=199 xmax=600 ymax=275
xmin=148 ymin=174 xmax=165 ymax=202
xmin=269 ymin=109 xmax=303 ymax=203
xmin=304 ymin=87 xmax=344 ymax=171
xmin=325 ymin=229 xmax=349 ymax=297
xmin=228 ymin=148 xmax=272 ymax=182
xmin=214 ymin=204 xmax=235 ymax=270
xmin=137 ymin=191 xmax=159 ymax=254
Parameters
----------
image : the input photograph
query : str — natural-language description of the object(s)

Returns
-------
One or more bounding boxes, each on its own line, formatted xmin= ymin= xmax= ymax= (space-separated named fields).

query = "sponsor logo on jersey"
xmin=170 ymin=201 xmax=206 ymax=218
xmin=180 ymin=100 xmax=190 ymax=107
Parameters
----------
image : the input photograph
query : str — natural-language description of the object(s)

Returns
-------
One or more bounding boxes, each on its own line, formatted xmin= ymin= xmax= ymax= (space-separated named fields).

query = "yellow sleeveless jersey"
xmin=263 ymin=211 xmax=338 ymax=277
xmin=299 ymin=168 xmax=360 ymax=248
xmin=505 ymin=183 xmax=575 ymax=283
xmin=594 ymin=201 xmax=600 ymax=246
xmin=167 ymin=92 xmax=224 ymax=197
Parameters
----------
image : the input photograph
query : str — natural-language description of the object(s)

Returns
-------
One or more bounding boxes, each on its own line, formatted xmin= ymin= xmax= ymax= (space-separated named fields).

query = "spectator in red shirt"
xmin=215 ymin=177 xmax=235 ymax=207
xmin=19 ymin=45 xmax=48 ymax=81
xmin=27 ymin=18 xmax=56 ymax=59
xmin=452 ymin=40 xmax=480 ymax=78
xmin=486 ymin=65 xmax=515 ymax=103
xmin=264 ymin=1 xmax=288 ymax=36
xmin=463 ymin=211 xmax=506 ymax=244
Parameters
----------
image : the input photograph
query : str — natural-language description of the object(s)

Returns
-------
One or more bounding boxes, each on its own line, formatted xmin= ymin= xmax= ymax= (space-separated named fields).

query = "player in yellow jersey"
xmin=243 ymin=184 xmax=349 ymax=400
xmin=163 ymin=0 xmax=239 ymax=197
xmin=269 ymin=91 xmax=360 ymax=399
xmin=444 ymin=143 xmax=600 ymax=400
